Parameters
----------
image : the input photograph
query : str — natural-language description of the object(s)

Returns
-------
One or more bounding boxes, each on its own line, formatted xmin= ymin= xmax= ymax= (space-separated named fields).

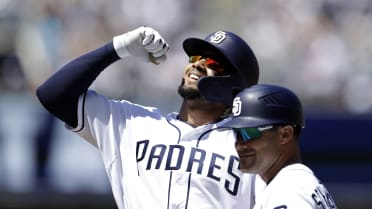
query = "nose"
xmin=192 ymin=60 xmax=207 ymax=73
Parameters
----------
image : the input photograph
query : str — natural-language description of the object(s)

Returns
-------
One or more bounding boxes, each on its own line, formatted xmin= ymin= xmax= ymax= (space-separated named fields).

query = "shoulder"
xmin=261 ymin=164 xmax=323 ymax=208
xmin=273 ymin=164 xmax=319 ymax=190
xmin=276 ymin=164 xmax=338 ymax=209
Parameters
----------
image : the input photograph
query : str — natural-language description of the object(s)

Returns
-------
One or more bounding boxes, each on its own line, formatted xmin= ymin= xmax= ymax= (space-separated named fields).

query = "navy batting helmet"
xmin=223 ymin=84 xmax=305 ymax=128
xmin=183 ymin=31 xmax=259 ymax=105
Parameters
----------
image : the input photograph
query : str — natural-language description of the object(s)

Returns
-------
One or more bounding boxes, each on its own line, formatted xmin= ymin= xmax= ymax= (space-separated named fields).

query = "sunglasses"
xmin=233 ymin=125 xmax=274 ymax=142
xmin=189 ymin=55 xmax=224 ymax=73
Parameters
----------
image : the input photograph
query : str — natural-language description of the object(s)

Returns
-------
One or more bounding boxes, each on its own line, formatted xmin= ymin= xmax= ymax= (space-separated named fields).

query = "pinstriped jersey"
xmin=70 ymin=90 xmax=257 ymax=209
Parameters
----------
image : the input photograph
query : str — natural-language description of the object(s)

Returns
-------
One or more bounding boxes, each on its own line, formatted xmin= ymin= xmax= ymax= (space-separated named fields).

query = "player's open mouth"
xmin=190 ymin=73 xmax=201 ymax=80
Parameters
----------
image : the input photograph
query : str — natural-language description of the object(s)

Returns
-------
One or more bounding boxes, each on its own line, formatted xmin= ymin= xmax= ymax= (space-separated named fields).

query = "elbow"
xmin=36 ymin=83 xmax=58 ymax=112
xmin=35 ymin=83 xmax=79 ymax=128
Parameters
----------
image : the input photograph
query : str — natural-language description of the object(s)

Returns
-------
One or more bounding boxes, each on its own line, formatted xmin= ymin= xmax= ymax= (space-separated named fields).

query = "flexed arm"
xmin=36 ymin=26 xmax=169 ymax=128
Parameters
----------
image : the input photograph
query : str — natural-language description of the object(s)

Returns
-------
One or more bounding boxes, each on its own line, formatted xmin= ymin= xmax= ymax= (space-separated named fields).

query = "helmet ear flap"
xmin=197 ymin=70 xmax=249 ymax=105
xmin=198 ymin=75 xmax=234 ymax=105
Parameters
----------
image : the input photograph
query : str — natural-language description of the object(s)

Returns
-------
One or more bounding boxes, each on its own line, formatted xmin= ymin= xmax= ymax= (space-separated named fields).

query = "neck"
xmin=178 ymin=99 xmax=227 ymax=127
xmin=260 ymin=147 xmax=301 ymax=184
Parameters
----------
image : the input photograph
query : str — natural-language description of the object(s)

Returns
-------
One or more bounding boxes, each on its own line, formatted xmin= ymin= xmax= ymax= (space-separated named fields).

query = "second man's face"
xmin=235 ymin=128 xmax=282 ymax=176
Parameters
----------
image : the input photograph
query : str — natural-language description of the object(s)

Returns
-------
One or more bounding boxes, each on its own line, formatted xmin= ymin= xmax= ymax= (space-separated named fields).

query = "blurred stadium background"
xmin=0 ymin=0 xmax=371 ymax=208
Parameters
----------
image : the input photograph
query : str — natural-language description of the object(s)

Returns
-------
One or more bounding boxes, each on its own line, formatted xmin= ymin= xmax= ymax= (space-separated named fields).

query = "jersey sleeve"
xmin=68 ymin=90 xmax=103 ymax=146
xmin=67 ymin=90 xmax=167 ymax=166
xmin=67 ymin=90 xmax=128 ymax=148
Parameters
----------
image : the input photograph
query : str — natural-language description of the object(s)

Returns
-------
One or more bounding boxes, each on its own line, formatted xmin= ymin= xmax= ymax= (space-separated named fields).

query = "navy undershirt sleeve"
xmin=36 ymin=41 xmax=120 ymax=128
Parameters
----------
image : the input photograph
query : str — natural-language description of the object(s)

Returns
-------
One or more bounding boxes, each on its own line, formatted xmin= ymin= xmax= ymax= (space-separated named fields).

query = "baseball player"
xmin=222 ymin=84 xmax=338 ymax=209
xmin=36 ymin=26 xmax=260 ymax=209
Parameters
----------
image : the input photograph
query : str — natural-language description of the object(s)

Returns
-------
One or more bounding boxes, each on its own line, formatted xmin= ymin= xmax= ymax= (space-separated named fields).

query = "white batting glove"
xmin=113 ymin=26 xmax=169 ymax=64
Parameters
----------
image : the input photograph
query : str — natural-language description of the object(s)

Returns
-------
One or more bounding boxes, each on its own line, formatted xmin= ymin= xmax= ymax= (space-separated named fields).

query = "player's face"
xmin=234 ymin=126 xmax=282 ymax=175
xmin=178 ymin=56 xmax=226 ymax=99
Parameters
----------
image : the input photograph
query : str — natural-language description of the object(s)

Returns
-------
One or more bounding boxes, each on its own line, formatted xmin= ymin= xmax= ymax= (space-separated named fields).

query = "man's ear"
xmin=279 ymin=125 xmax=294 ymax=145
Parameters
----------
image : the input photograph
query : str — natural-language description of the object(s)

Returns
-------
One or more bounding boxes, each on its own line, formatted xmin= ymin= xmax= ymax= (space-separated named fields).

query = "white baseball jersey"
xmin=69 ymin=90 xmax=257 ymax=209
xmin=253 ymin=163 xmax=338 ymax=209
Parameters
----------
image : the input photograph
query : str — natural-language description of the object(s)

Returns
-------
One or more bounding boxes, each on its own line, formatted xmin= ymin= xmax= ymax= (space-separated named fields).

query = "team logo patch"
xmin=210 ymin=31 xmax=226 ymax=44
xmin=232 ymin=97 xmax=242 ymax=116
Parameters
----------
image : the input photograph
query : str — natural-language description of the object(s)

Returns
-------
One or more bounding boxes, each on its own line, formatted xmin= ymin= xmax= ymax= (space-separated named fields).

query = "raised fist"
xmin=113 ymin=26 xmax=169 ymax=64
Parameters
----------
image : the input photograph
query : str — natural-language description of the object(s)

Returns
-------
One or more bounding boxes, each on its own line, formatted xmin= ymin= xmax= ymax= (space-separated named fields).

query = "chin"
xmin=239 ymin=158 xmax=256 ymax=173
xmin=177 ymin=83 xmax=202 ymax=100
